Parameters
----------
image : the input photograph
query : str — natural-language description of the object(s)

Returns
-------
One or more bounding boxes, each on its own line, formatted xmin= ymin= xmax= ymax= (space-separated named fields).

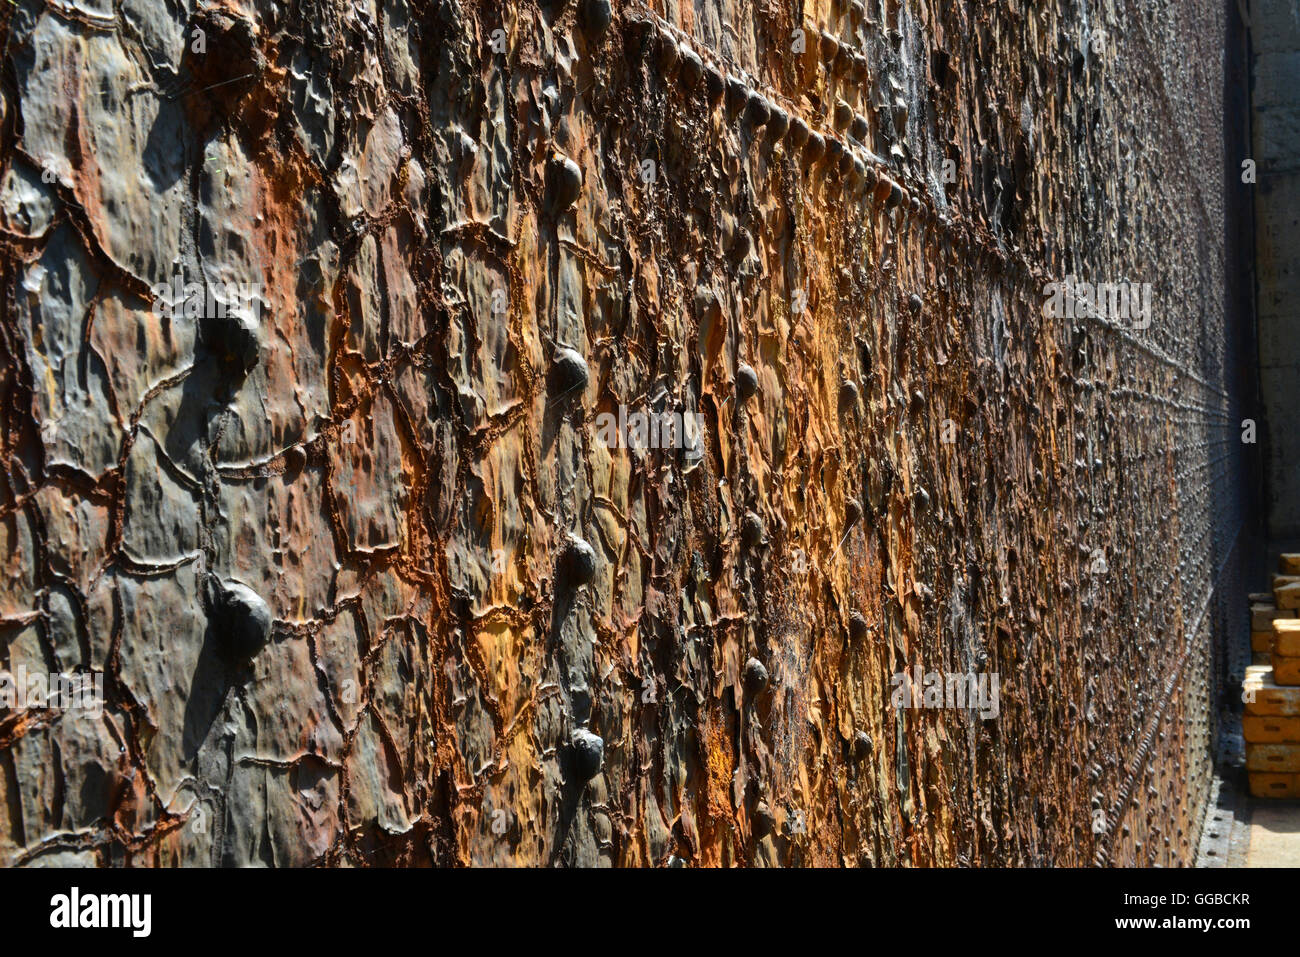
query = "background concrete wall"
xmin=1254 ymin=0 xmax=1300 ymax=539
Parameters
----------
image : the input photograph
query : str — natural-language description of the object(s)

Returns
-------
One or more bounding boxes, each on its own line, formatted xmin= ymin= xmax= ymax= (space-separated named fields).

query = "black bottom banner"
xmin=0 ymin=865 xmax=1281 ymax=946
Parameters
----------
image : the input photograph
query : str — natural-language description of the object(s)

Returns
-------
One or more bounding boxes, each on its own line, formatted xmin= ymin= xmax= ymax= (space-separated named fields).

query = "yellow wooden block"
xmin=1274 ymin=574 xmax=1300 ymax=588
xmin=1250 ymin=591 xmax=1274 ymax=604
xmin=1247 ymin=743 xmax=1300 ymax=773
xmin=1275 ymin=618 xmax=1300 ymax=657
xmin=1248 ymin=773 xmax=1300 ymax=799
xmin=1254 ymin=630 xmax=1275 ymax=652
xmin=1252 ymin=602 xmax=1291 ymax=631
xmin=1244 ymin=666 xmax=1300 ymax=715
xmin=1277 ymin=582 xmax=1300 ymax=610
xmin=1243 ymin=715 xmax=1300 ymax=743
xmin=1282 ymin=554 xmax=1300 ymax=575
xmin=1273 ymin=656 xmax=1300 ymax=686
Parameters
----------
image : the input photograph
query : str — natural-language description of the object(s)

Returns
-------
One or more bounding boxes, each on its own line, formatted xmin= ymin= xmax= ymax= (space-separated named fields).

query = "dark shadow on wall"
xmin=1220 ymin=0 xmax=1265 ymax=732
xmin=1249 ymin=0 xmax=1300 ymax=543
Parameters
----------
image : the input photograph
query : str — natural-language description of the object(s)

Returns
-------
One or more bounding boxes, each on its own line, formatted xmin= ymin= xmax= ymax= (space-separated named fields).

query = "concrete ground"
xmin=1196 ymin=707 xmax=1300 ymax=868
xmin=1195 ymin=777 xmax=1300 ymax=867
xmin=1245 ymin=801 xmax=1300 ymax=867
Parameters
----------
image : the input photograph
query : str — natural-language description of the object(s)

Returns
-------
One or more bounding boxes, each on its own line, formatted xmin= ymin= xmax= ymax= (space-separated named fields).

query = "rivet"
xmin=741 ymin=511 xmax=765 ymax=549
xmin=558 ymin=534 xmax=598 ymax=588
xmin=786 ymin=116 xmax=811 ymax=150
xmin=802 ymin=131 xmax=826 ymax=166
xmin=655 ymin=27 xmax=680 ymax=78
xmin=819 ymin=32 xmax=839 ymax=64
xmin=678 ymin=44 xmax=704 ymax=88
xmin=569 ymin=728 xmax=604 ymax=783
xmin=846 ymin=498 xmax=863 ymax=527
xmin=546 ymin=151 xmax=583 ymax=213
xmin=744 ymin=656 xmax=769 ymax=693
xmin=211 ymin=579 xmax=272 ymax=660
xmin=839 ymin=378 xmax=860 ymax=412
xmin=744 ymin=91 xmax=771 ymax=129
xmin=850 ymin=156 xmax=866 ymax=190
xmin=765 ymin=105 xmax=790 ymax=142
xmin=736 ymin=362 xmax=759 ymax=402
xmin=873 ymin=174 xmax=893 ymax=206
xmin=725 ymin=76 xmax=748 ymax=118
xmin=550 ymin=346 xmax=589 ymax=396
xmin=202 ymin=309 xmax=260 ymax=379
xmin=704 ymin=64 xmax=725 ymax=106
xmin=581 ymin=0 xmax=612 ymax=36
xmin=853 ymin=729 xmax=873 ymax=760
xmin=849 ymin=612 xmax=869 ymax=642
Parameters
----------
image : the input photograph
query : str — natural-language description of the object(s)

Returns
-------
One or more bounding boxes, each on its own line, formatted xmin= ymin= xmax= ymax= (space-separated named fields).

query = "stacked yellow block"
xmin=1273 ymin=618 xmax=1300 ymax=686
xmin=1262 ymin=557 xmax=1300 ymax=654
xmin=1244 ymin=665 xmax=1300 ymax=797
xmin=1273 ymin=579 xmax=1300 ymax=613
xmin=1276 ymin=553 xmax=1300 ymax=611
xmin=1273 ymin=555 xmax=1300 ymax=674
xmin=1253 ymin=600 xmax=1289 ymax=653
xmin=1241 ymin=556 xmax=1300 ymax=797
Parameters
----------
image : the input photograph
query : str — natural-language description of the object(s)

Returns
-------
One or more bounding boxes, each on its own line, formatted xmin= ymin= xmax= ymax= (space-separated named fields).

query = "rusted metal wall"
xmin=0 ymin=0 xmax=1251 ymax=866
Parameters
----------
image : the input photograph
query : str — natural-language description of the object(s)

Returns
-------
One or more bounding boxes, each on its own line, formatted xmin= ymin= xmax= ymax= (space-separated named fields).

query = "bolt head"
xmin=853 ymin=730 xmax=873 ymax=761
xmin=558 ymin=535 xmax=598 ymax=588
xmin=569 ymin=728 xmax=604 ymax=783
xmin=582 ymin=0 xmax=612 ymax=35
xmin=211 ymin=579 xmax=272 ymax=660
xmin=736 ymin=362 xmax=759 ymax=402
xmin=678 ymin=45 xmax=704 ymax=88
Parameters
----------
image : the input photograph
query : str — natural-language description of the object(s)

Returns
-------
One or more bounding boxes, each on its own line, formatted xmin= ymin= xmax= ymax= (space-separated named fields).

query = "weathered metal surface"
xmin=0 ymin=0 xmax=1252 ymax=866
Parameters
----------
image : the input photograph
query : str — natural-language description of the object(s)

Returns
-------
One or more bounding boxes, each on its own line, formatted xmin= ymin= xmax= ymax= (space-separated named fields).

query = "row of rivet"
xmin=619 ymin=13 xmax=1052 ymax=286
xmin=625 ymin=17 xmax=915 ymax=215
